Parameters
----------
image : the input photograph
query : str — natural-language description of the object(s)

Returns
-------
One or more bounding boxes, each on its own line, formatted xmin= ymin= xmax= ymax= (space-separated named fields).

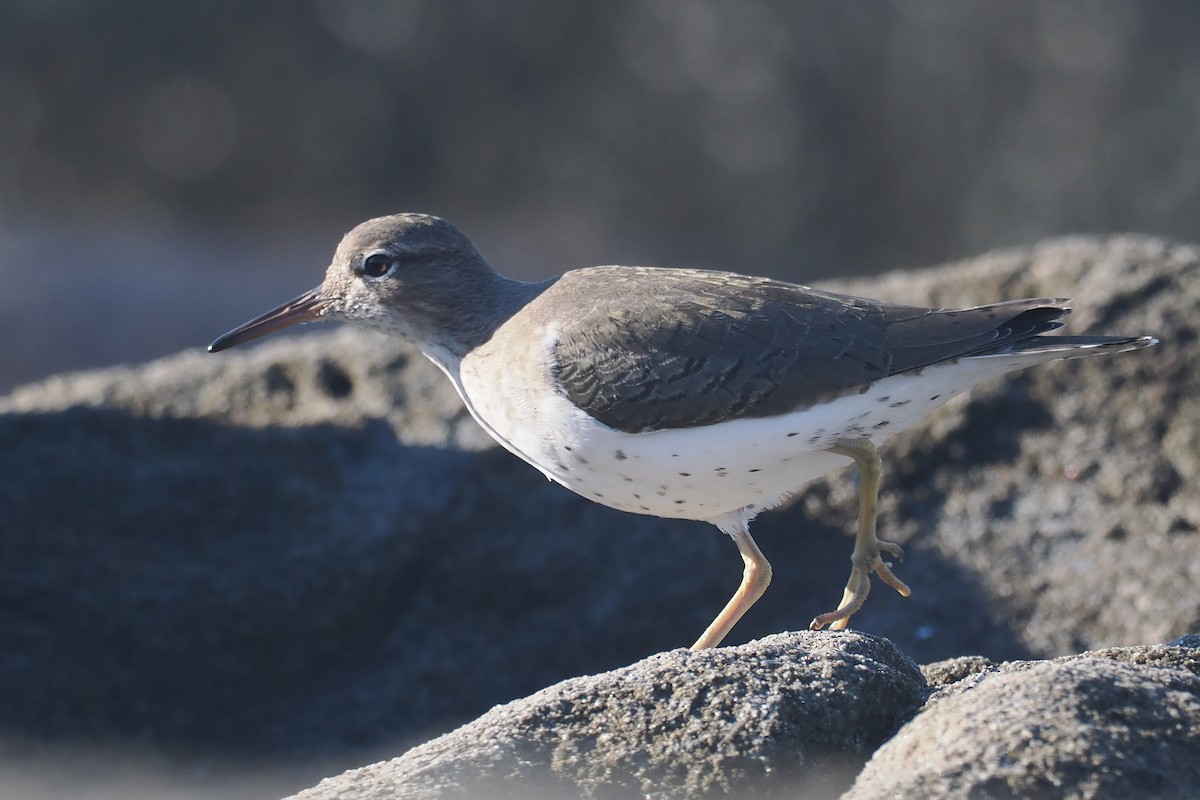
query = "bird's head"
xmin=209 ymin=213 xmax=495 ymax=354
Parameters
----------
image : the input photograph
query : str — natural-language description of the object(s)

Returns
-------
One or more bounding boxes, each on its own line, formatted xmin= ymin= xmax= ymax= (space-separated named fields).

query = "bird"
xmin=209 ymin=214 xmax=1156 ymax=649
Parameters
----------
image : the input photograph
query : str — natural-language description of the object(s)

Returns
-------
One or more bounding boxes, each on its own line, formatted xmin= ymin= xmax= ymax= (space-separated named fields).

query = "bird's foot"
xmin=809 ymin=537 xmax=911 ymax=631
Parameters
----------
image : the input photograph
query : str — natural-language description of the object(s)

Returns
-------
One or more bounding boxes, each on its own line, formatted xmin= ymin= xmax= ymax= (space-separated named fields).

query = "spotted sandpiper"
xmin=210 ymin=214 xmax=1156 ymax=649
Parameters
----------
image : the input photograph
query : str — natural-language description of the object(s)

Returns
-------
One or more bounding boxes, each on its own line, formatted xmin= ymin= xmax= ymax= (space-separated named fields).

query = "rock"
xmin=0 ymin=235 xmax=1195 ymax=794
xmin=288 ymin=631 xmax=927 ymax=800
xmin=847 ymin=641 xmax=1200 ymax=799
xmin=290 ymin=635 xmax=1200 ymax=799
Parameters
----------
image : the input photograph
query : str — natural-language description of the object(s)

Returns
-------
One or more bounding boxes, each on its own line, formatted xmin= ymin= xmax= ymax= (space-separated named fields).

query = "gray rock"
xmin=292 ymin=636 xmax=1200 ymax=799
xmin=0 ymin=235 xmax=1195 ymax=795
xmin=847 ymin=640 xmax=1200 ymax=799
xmin=288 ymin=631 xmax=926 ymax=800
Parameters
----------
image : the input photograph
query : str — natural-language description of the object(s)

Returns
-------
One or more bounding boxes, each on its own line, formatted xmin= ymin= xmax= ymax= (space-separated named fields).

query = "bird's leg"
xmin=691 ymin=522 xmax=773 ymax=650
xmin=810 ymin=437 xmax=911 ymax=630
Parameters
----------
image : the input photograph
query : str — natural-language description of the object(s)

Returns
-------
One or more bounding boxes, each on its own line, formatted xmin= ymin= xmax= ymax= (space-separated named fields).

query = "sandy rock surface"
xmin=290 ymin=634 xmax=1200 ymax=800
xmin=290 ymin=632 xmax=924 ymax=800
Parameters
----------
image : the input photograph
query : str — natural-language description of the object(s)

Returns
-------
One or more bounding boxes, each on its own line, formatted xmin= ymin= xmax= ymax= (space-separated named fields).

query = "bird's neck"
xmin=415 ymin=271 xmax=553 ymax=369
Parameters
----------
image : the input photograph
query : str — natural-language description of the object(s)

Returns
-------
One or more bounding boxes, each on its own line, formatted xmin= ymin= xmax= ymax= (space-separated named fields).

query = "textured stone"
xmin=847 ymin=641 xmax=1200 ymax=799
xmin=289 ymin=631 xmax=926 ymax=800
xmin=0 ymin=236 xmax=1194 ymax=797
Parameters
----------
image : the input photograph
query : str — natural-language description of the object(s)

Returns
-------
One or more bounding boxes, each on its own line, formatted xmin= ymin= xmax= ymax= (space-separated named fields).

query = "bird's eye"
xmin=362 ymin=253 xmax=394 ymax=278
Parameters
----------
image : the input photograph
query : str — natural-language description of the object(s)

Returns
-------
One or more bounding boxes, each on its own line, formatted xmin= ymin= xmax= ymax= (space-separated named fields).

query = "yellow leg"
xmin=810 ymin=437 xmax=911 ymax=630
xmin=691 ymin=522 xmax=773 ymax=650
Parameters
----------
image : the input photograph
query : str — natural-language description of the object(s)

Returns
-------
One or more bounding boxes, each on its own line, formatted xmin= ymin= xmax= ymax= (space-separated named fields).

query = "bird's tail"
xmin=973 ymin=334 xmax=1158 ymax=359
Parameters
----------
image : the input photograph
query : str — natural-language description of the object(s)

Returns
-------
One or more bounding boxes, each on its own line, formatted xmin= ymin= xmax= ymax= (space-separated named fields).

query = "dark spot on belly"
xmin=888 ymin=399 xmax=911 ymax=408
xmin=929 ymin=394 xmax=941 ymax=401
xmin=633 ymin=493 xmax=641 ymax=499
xmin=748 ymin=468 xmax=761 ymax=473
xmin=674 ymin=499 xmax=686 ymax=505
xmin=639 ymin=505 xmax=650 ymax=511
xmin=678 ymin=472 xmax=690 ymax=477
xmin=615 ymin=449 xmax=627 ymax=460
xmin=671 ymin=453 xmax=680 ymax=458
xmin=623 ymin=476 xmax=634 ymax=482
xmin=656 ymin=490 xmax=667 ymax=496
xmin=874 ymin=420 xmax=891 ymax=429
xmin=593 ymin=492 xmax=604 ymax=498
xmin=876 ymin=395 xmax=890 ymax=403
xmin=787 ymin=431 xmax=799 ymax=437
xmin=578 ymin=457 xmax=589 ymax=465
xmin=564 ymin=445 xmax=573 ymax=451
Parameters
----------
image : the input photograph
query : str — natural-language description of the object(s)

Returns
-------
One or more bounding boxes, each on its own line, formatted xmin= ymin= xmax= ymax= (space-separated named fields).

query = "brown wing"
xmin=549 ymin=266 xmax=1067 ymax=434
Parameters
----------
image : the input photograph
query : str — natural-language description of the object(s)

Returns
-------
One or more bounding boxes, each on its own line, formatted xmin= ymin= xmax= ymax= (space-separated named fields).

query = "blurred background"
xmin=2 ymin=0 xmax=1200 ymax=392
xmin=2 ymin=2 xmax=1199 ymax=798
